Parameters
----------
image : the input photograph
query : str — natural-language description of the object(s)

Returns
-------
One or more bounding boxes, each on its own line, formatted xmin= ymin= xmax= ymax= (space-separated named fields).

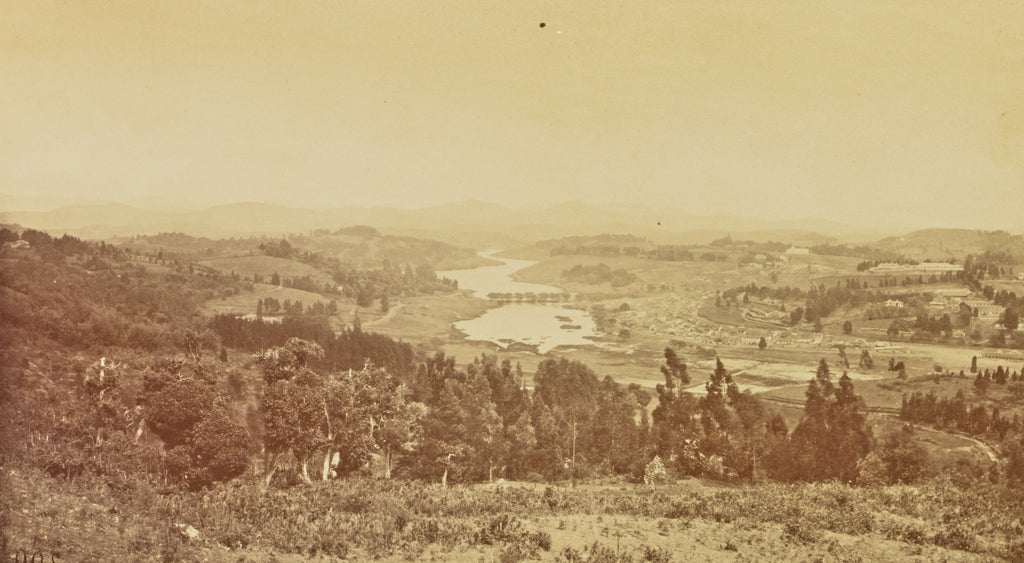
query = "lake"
xmin=438 ymin=252 xmax=598 ymax=353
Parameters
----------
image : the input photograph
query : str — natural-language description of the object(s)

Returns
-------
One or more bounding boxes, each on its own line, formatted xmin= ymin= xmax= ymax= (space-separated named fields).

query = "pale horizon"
xmin=3 ymin=2 xmax=1022 ymax=231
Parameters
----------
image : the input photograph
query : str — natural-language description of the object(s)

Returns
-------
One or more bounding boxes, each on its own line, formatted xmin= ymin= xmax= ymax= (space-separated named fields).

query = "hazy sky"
xmin=2 ymin=1 xmax=1022 ymax=228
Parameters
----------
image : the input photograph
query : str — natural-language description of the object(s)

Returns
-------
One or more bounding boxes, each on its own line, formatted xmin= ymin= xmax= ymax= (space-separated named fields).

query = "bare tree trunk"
xmin=384 ymin=447 xmax=392 ymax=480
xmin=441 ymin=452 xmax=454 ymax=488
xmin=571 ymin=418 xmax=577 ymax=488
xmin=263 ymin=465 xmax=277 ymax=489
xmin=263 ymin=451 xmax=280 ymax=489
xmin=300 ymin=457 xmax=312 ymax=484
xmin=321 ymin=449 xmax=333 ymax=481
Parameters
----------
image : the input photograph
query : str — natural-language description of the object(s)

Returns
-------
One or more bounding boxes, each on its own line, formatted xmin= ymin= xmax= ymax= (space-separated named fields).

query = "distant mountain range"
xmin=5 ymin=196 xmax=1023 ymax=261
xmin=0 ymin=196 xmax=894 ymax=243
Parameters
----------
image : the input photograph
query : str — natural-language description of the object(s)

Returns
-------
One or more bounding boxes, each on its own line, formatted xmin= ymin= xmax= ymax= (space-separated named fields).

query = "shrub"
xmin=643 ymin=456 xmax=667 ymax=486
xmin=475 ymin=514 xmax=551 ymax=560
xmin=933 ymin=524 xmax=977 ymax=553
xmin=784 ymin=519 xmax=824 ymax=544
xmin=643 ymin=545 xmax=673 ymax=561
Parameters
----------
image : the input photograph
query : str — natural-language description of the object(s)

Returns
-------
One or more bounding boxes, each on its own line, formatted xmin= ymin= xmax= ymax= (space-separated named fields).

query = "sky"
xmin=2 ymin=1 xmax=1022 ymax=229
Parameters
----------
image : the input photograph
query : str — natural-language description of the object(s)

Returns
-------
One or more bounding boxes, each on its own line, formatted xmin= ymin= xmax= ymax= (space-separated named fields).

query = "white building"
xmin=916 ymin=262 xmax=964 ymax=272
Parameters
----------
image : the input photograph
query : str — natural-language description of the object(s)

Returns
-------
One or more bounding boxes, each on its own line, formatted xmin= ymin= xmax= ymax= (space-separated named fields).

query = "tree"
xmin=462 ymin=371 xmax=505 ymax=482
xmin=790 ymin=307 xmax=804 ymax=325
xmin=1002 ymin=308 xmax=1019 ymax=331
xmin=651 ymin=348 xmax=698 ymax=473
xmin=505 ymin=411 xmax=538 ymax=479
xmin=380 ymin=293 xmax=390 ymax=314
xmin=842 ymin=320 xmax=853 ymax=335
xmin=141 ymin=360 xmax=252 ymax=489
xmin=971 ymin=355 xmax=978 ymax=374
xmin=758 ymin=336 xmax=767 ymax=350
xmin=319 ymin=371 xmax=370 ymax=481
xmin=257 ymin=339 xmax=327 ymax=485
xmin=533 ymin=358 xmax=600 ymax=485
xmin=789 ymin=360 xmax=873 ymax=482
xmin=618 ymin=328 xmax=631 ymax=340
xmin=183 ymin=408 xmax=252 ymax=490
xmin=364 ymin=371 xmax=428 ymax=480
xmin=887 ymin=321 xmax=900 ymax=337
xmin=143 ymin=368 xmax=216 ymax=448
xmin=859 ymin=349 xmax=874 ymax=371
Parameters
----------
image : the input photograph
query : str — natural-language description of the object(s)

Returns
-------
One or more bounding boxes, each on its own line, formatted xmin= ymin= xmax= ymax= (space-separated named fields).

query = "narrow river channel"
xmin=438 ymin=252 xmax=598 ymax=353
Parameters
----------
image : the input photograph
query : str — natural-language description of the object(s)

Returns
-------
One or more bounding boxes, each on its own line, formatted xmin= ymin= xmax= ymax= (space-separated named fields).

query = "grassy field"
xmin=697 ymin=302 xmax=749 ymax=327
xmin=199 ymin=255 xmax=335 ymax=286
xmin=361 ymin=293 xmax=496 ymax=345
xmin=204 ymin=284 xmax=336 ymax=317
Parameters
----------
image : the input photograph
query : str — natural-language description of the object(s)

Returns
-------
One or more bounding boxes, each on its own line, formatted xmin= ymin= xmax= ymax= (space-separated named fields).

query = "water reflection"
xmin=439 ymin=252 xmax=598 ymax=353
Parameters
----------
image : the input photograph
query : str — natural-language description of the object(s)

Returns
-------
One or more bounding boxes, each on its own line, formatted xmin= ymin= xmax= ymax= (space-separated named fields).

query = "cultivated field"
xmin=198 ymin=255 xmax=336 ymax=286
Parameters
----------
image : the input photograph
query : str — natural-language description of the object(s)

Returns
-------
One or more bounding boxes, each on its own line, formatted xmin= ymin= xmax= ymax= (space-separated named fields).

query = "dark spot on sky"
xmin=539 ymin=22 xmax=546 ymax=28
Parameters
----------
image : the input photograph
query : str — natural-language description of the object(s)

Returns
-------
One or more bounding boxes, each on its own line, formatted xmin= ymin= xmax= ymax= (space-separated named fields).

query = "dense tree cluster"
xmin=900 ymin=390 xmax=1022 ymax=440
xmin=1 ymin=228 xmax=120 ymax=262
xmin=808 ymin=243 xmax=912 ymax=263
xmin=396 ymin=354 xmax=648 ymax=485
xmin=963 ymin=252 xmax=1017 ymax=285
xmin=255 ymin=338 xmax=420 ymax=485
xmin=485 ymin=292 xmax=568 ymax=302
xmin=1 ymin=241 xmax=245 ymax=352
xmin=255 ymin=297 xmax=338 ymax=317
xmin=210 ymin=315 xmax=415 ymax=377
xmin=648 ymin=352 xmax=874 ymax=483
xmin=333 ymin=262 xmax=457 ymax=306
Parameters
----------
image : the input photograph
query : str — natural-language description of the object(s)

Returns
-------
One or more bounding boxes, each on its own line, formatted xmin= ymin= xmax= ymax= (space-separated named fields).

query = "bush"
xmin=643 ymin=456 xmax=667 ymax=486
xmin=475 ymin=514 xmax=551 ymax=560
xmin=933 ymin=524 xmax=977 ymax=553
xmin=558 ymin=542 xmax=634 ymax=562
xmin=643 ymin=545 xmax=673 ymax=562
xmin=783 ymin=519 xmax=824 ymax=544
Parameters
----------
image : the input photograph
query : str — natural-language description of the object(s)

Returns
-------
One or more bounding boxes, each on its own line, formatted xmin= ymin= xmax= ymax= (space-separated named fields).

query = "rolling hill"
xmin=872 ymin=229 xmax=1024 ymax=261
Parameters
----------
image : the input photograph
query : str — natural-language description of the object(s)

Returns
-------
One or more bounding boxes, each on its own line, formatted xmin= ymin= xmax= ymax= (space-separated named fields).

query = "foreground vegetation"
xmin=4 ymin=466 xmax=1023 ymax=561
xmin=3 ymin=228 xmax=1024 ymax=561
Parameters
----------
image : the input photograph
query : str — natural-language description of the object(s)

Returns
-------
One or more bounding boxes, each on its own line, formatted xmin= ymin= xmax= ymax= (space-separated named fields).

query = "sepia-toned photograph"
xmin=2 ymin=1 xmax=1023 ymax=561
